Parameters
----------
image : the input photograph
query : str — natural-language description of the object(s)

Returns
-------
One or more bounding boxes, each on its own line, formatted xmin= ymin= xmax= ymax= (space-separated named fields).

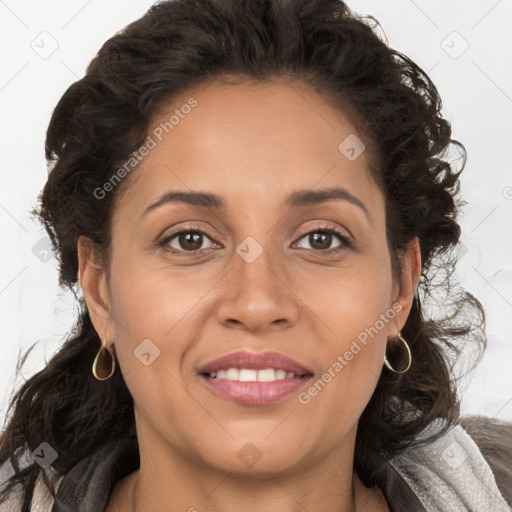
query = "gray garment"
xmin=0 ymin=416 xmax=510 ymax=511
xmin=388 ymin=417 xmax=510 ymax=511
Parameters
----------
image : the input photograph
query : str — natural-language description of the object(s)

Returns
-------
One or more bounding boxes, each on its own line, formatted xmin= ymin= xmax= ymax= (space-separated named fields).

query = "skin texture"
xmin=79 ymin=77 xmax=421 ymax=512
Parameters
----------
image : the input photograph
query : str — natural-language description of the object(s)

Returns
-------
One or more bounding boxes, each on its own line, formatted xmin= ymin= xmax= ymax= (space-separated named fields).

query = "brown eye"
xmin=295 ymin=228 xmax=350 ymax=252
xmin=175 ymin=232 xmax=205 ymax=251
xmin=161 ymin=229 xmax=216 ymax=254
xmin=306 ymin=232 xmax=336 ymax=250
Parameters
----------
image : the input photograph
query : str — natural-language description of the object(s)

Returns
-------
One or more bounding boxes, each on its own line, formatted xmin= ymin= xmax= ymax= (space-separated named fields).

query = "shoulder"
xmin=457 ymin=415 xmax=512 ymax=506
xmin=1 ymin=437 xmax=138 ymax=512
xmin=387 ymin=416 xmax=511 ymax=511
xmin=0 ymin=458 xmax=22 ymax=512
xmin=0 ymin=452 xmax=61 ymax=512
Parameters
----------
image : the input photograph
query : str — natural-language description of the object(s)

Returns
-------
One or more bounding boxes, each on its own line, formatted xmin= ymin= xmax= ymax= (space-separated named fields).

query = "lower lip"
xmin=199 ymin=375 xmax=313 ymax=405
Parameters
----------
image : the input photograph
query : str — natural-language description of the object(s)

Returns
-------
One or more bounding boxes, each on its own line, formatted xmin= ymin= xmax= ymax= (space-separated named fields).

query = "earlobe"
xmin=77 ymin=236 xmax=112 ymax=340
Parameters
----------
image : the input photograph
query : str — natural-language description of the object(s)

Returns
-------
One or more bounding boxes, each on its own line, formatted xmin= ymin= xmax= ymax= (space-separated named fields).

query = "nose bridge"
xmin=216 ymin=230 xmax=298 ymax=330
xmin=231 ymin=209 xmax=280 ymax=283
xmin=233 ymin=232 xmax=281 ymax=299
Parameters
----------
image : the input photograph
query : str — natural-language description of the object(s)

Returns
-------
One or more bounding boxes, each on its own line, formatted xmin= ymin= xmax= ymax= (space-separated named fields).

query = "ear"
xmin=387 ymin=236 xmax=422 ymax=336
xmin=77 ymin=236 xmax=113 ymax=345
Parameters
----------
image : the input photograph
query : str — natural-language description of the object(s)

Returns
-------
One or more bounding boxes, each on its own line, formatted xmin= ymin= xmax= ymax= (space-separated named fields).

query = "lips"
xmin=197 ymin=350 xmax=314 ymax=377
xmin=196 ymin=350 xmax=314 ymax=406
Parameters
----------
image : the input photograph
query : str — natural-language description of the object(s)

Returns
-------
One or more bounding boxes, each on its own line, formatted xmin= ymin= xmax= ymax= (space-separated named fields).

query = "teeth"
xmin=208 ymin=368 xmax=297 ymax=382
xmin=226 ymin=368 xmax=239 ymax=380
xmin=275 ymin=369 xmax=287 ymax=380
xmin=257 ymin=368 xmax=277 ymax=382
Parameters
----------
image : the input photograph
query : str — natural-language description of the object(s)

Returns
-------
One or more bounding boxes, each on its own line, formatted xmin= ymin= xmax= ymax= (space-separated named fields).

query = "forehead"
xmin=115 ymin=78 xmax=383 ymax=218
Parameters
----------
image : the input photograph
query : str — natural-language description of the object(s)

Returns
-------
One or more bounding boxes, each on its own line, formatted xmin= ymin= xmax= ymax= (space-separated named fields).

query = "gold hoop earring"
xmin=384 ymin=332 xmax=411 ymax=374
xmin=92 ymin=337 xmax=116 ymax=381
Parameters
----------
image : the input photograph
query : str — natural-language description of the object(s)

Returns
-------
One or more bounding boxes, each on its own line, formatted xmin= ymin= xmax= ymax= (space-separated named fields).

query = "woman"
xmin=0 ymin=0 xmax=510 ymax=510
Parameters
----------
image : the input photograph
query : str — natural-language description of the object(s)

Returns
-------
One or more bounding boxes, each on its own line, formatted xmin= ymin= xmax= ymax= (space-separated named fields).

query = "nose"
xmin=215 ymin=241 xmax=300 ymax=333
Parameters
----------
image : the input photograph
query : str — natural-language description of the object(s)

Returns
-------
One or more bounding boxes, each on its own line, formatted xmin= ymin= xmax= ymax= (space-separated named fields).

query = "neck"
xmin=127 ymin=467 xmax=359 ymax=512
xmin=111 ymin=466 xmax=389 ymax=512
xmin=120 ymin=427 xmax=362 ymax=512
xmin=107 ymin=420 xmax=388 ymax=512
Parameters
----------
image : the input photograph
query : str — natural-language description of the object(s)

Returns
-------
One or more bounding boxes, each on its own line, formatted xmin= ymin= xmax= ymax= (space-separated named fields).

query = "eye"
xmin=294 ymin=225 xmax=351 ymax=252
xmin=158 ymin=224 xmax=352 ymax=256
xmin=159 ymin=228 xmax=218 ymax=255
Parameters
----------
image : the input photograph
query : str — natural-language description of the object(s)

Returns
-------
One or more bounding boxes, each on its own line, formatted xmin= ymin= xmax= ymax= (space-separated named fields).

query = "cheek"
xmin=294 ymin=252 xmax=393 ymax=418
xmin=108 ymin=242 xmax=216 ymax=339
xmin=106 ymin=250 xmax=222 ymax=407
xmin=107 ymin=260 xmax=210 ymax=438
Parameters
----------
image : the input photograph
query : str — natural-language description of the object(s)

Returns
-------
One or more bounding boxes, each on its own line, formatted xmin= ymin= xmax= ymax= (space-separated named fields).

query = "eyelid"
xmin=294 ymin=222 xmax=350 ymax=241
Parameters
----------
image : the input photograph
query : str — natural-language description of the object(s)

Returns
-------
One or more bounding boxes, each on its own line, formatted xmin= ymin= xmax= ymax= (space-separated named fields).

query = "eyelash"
xmin=158 ymin=223 xmax=352 ymax=257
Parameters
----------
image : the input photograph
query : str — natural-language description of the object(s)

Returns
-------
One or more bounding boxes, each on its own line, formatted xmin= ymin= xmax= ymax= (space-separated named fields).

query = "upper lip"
xmin=197 ymin=350 xmax=314 ymax=376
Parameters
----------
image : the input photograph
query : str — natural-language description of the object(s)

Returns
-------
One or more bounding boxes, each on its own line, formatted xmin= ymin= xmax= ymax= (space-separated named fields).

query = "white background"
xmin=0 ymin=0 xmax=511 ymax=426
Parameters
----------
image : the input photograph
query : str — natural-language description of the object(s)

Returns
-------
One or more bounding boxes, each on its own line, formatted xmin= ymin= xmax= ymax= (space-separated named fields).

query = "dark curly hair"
xmin=0 ymin=0 xmax=486 ymax=508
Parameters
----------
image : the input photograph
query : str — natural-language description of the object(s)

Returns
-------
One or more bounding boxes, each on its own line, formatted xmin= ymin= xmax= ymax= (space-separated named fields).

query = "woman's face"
xmin=81 ymin=78 xmax=420 ymax=477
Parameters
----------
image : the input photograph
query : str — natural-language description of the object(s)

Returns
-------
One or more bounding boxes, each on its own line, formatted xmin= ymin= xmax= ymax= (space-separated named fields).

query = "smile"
xmin=207 ymin=368 xmax=298 ymax=381
xmin=197 ymin=350 xmax=314 ymax=405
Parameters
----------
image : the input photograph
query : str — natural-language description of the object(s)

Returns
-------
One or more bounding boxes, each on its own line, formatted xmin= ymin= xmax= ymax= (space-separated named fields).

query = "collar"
xmin=52 ymin=438 xmax=139 ymax=512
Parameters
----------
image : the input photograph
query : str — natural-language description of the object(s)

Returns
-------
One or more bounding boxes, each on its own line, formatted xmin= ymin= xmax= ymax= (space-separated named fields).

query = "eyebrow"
xmin=141 ymin=186 xmax=370 ymax=221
